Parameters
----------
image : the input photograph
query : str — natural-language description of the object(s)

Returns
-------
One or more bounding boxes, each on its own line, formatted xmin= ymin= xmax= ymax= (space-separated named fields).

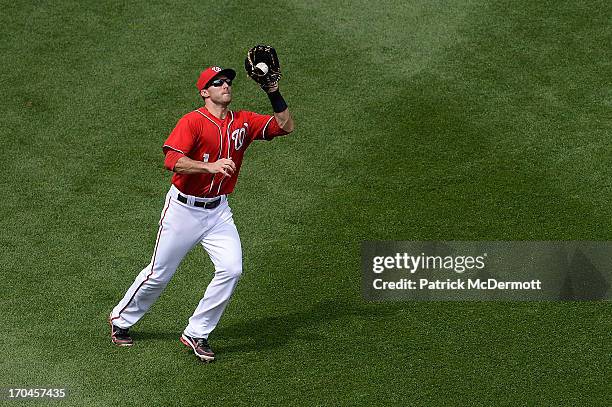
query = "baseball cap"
xmin=196 ymin=66 xmax=236 ymax=90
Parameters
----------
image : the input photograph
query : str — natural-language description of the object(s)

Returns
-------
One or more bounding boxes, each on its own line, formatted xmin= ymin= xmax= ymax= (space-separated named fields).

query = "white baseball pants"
xmin=110 ymin=185 xmax=242 ymax=339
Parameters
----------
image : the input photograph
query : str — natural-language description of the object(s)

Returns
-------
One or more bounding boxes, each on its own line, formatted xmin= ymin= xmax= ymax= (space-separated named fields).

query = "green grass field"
xmin=1 ymin=0 xmax=611 ymax=405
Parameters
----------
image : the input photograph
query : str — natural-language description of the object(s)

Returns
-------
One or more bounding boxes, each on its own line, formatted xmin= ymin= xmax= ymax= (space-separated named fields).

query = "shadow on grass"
xmin=213 ymin=299 xmax=407 ymax=354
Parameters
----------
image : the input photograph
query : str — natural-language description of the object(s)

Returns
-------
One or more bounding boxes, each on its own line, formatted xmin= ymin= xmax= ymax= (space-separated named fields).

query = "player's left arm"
xmin=267 ymin=84 xmax=294 ymax=133
xmin=245 ymin=45 xmax=294 ymax=134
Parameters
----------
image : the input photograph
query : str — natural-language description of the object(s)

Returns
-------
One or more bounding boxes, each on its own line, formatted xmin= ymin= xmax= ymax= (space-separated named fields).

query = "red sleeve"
xmin=164 ymin=150 xmax=185 ymax=171
xmin=245 ymin=111 xmax=289 ymax=141
xmin=163 ymin=116 xmax=196 ymax=155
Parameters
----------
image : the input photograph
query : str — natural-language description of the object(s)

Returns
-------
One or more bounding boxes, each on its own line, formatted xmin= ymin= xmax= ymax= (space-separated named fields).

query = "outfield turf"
xmin=1 ymin=0 xmax=611 ymax=405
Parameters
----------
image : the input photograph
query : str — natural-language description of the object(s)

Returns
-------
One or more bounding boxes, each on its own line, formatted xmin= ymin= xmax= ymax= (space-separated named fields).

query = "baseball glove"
xmin=245 ymin=44 xmax=282 ymax=92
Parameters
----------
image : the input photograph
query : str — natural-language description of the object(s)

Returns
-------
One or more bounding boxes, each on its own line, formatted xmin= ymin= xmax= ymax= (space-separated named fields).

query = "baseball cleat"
xmin=109 ymin=320 xmax=134 ymax=347
xmin=180 ymin=334 xmax=215 ymax=362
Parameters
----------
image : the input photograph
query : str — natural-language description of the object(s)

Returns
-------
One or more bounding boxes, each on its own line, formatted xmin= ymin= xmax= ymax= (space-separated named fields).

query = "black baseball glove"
xmin=245 ymin=44 xmax=282 ymax=92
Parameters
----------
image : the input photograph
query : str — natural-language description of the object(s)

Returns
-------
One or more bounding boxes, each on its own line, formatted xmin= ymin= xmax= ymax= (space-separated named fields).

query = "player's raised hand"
xmin=245 ymin=45 xmax=282 ymax=92
xmin=209 ymin=158 xmax=236 ymax=177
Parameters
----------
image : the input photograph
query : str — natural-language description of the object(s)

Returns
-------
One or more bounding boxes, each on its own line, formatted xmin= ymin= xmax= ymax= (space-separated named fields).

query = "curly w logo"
xmin=231 ymin=124 xmax=247 ymax=150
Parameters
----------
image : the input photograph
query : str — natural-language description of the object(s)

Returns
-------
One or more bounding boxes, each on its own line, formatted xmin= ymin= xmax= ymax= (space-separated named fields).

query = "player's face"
xmin=202 ymin=75 xmax=232 ymax=105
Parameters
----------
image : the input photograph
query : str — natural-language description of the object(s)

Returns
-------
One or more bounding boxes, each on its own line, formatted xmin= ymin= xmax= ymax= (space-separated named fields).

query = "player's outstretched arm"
xmin=173 ymin=157 xmax=235 ymax=176
xmin=267 ymin=84 xmax=294 ymax=133
xmin=244 ymin=45 xmax=294 ymax=133
xmin=274 ymin=107 xmax=294 ymax=133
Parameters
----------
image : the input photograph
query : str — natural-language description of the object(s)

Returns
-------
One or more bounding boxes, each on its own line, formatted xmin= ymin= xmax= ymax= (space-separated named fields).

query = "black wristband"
xmin=267 ymin=90 xmax=288 ymax=113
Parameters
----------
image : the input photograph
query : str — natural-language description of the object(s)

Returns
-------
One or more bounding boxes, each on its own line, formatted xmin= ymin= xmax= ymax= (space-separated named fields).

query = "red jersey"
xmin=162 ymin=107 xmax=288 ymax=197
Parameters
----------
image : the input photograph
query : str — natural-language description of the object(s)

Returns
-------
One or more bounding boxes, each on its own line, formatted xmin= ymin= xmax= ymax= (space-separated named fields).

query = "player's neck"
xmin=203 ymin=103 xmax=229 ymax=120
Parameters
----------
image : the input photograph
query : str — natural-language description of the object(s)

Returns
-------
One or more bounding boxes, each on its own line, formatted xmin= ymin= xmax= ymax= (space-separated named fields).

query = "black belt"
xmin=177 ymin=194 xmax=221 ymax=209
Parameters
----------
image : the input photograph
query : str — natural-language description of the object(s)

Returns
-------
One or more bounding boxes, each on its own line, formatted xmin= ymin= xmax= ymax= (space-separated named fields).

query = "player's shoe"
xmin=180 ymin=334 xmax=215 ymax=362
xmin=109 ymin=321 xmax=134 ymax=347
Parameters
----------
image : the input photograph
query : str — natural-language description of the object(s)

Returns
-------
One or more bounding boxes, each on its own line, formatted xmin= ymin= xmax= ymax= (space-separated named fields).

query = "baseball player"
xmin=109 ymin=46 xmax=294 ymax=362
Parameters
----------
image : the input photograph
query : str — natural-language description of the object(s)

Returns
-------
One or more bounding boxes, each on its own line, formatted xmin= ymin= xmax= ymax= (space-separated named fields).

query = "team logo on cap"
xmin=212 ymin=66 xmax=222 ymax=72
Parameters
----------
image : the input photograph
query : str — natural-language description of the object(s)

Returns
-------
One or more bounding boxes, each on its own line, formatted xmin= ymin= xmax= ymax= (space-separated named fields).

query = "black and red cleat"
xmin=180 ymin=334 xmax=215 ymax=362
xmin=109 ymin=321 xmax=134 ymax=347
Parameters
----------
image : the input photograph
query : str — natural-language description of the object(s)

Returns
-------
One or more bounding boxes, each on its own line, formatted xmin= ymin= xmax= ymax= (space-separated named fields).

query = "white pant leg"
xmin=110 ymin=194 xmax=205 ymax=328
xmin=184 ymin=201 xmax=243 ymax=339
